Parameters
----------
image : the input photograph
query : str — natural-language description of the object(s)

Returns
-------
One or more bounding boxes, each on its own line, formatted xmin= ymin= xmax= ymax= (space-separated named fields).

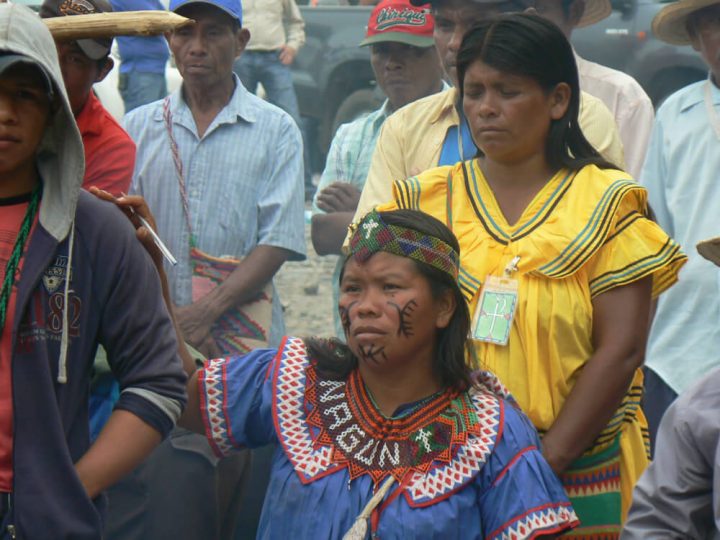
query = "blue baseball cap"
xmin=169 ymin=0 xmax=242 ymax=25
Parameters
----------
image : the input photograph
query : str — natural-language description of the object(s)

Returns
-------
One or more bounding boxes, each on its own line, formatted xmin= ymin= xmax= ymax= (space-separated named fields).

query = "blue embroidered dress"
xmin=199 ymin=337 xmax=578 ymax=539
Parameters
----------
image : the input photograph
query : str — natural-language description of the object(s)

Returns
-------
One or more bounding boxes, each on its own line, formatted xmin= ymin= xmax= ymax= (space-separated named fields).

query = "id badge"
xmin=471 ymin=275 xmax=519 ymax=346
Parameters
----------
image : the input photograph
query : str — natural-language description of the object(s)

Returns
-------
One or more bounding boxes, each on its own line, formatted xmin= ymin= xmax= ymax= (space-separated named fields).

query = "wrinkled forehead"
xmin=175 ymin=3 xmax=238 ymax=28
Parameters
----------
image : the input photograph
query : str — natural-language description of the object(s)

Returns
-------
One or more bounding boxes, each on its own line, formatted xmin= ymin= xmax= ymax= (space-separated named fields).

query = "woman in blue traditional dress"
xmin=99 ymin=189 xmax=578 ymax=539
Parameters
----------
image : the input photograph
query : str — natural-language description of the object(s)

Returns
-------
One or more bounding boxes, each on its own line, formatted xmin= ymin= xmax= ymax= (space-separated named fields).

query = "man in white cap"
xmin=637 ymin=0 xmax=720 ymax=451
xmin=532 ymin=0 xmax=654 ymax=178
xmin=350 ymin=0 xmax=626 ymax=224
xmin=622 ymin=238 xmax=720 ymax=538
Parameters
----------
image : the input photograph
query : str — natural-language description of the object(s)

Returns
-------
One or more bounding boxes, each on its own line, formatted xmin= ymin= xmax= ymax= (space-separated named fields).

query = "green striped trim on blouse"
xmin=466 ymin=161 xmax=512 ymax=243
xmin=458 ymin=267 xmax=482 ymax=302
xmin=605 ymin=210 xmax=644 ymax=243
xmin=393 ymin=176 xmax=422 ymax=211
xmin=463 ymin=163 xmax=577 ymax=245
xmin=537 ymin=180 xmax=638 ymax=278
xmin=511 ymin=170 xmax=576 ymax=241
xmin=641 ymin=426 xmax=651 ymax=459
xmin=591 ymin=384 xmax=643 ymax=449
xmin=589 ymin=238 xmax=684 ymax=298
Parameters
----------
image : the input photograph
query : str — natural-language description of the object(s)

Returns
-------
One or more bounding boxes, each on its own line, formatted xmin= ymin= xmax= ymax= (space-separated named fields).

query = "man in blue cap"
xmin=112 ymin=0 xmax=306 ymax=537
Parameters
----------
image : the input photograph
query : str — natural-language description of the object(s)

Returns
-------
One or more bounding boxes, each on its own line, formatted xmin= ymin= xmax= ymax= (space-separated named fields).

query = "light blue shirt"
xmin=640 ymin=78 xmax=720 ymax=394
xmin=124 ymin=77 xmax=306 ymax=345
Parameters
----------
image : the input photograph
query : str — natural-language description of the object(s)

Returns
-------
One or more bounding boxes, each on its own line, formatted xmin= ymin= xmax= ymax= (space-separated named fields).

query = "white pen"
xmin=121 ymin=193 xmax=178 ymax=266
xmin=135 ymin=213 xmax=178 ymax=266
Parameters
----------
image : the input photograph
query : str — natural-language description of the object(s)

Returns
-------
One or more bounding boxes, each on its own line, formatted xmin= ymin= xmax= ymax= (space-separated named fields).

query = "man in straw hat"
xmin=0 ymin=3 xmax=186 ymax=538
xmin=349 ymin=0 xmax=626 ymax=226
xmin=622 ymin=237 xmax=720 ymax=537
xmin=311 ymin=0 xmax=445 ymax=338
xmin=39 ymin=0 xmax=136 ymax=196
xmin=531 ymin=0 xmax=654 ymax=178
xmin=636 ymin=0 xmax=720 ymax=452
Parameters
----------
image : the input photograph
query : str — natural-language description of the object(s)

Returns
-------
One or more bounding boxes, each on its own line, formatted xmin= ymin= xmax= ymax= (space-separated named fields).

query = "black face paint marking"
xmin=358 ymin=344 xmax=388 ymax=364
xmin=389 ymin=299 xmax=418 ymax=338
xmin=339 ymin=301 xmax=357 ymax=337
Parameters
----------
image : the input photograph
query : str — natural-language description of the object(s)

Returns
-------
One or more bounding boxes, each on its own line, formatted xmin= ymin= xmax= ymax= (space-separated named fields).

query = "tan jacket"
xmin=242 ymin=0 xmax=305 ymax=51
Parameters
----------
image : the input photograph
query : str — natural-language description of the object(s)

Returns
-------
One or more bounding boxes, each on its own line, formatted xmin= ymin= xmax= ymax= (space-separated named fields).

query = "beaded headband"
xmin=348 ymin=210 xmax=460 ymax=279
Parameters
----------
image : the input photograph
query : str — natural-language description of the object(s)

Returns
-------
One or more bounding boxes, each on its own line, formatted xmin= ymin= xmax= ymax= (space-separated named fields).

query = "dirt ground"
xmin=274 ymin=208 xmax=339 ymax=339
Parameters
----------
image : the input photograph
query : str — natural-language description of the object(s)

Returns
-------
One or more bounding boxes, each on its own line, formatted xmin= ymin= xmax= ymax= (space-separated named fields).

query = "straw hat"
xmin=653 ymin=0 xmax=720 ymax=45
xmin=697 ymin=237 xmax=720 ymax=267
xmin=576 ymin=0 xmax=612 ymax=28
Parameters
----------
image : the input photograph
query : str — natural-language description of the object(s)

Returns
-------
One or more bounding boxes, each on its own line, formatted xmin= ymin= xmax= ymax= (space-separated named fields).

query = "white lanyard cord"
xmin=457 ymin=111 xmax=465 ymax=162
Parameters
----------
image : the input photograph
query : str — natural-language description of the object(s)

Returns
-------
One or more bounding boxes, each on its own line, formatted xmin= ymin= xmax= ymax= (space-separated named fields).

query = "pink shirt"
xmin=575 ymin=53 xmax=655 ymax=178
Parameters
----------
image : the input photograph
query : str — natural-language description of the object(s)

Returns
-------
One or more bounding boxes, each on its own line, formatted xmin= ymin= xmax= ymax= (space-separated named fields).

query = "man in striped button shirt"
xmin=114 ymin=0 xmax=306 ymax=536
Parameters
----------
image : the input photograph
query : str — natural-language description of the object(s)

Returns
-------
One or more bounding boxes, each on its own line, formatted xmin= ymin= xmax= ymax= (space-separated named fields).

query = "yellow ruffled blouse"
xmin=379 ymin=160 xmax=686 ymax=513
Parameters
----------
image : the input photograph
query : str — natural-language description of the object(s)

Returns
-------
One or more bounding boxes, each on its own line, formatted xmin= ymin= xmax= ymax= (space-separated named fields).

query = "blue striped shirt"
xmin=124 ymin=77 xmax=306 ymax=345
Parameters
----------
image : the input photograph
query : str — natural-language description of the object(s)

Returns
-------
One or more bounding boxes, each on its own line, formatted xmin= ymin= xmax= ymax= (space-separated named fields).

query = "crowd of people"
xmin=0 ymin=0 xmax=718 ymax=537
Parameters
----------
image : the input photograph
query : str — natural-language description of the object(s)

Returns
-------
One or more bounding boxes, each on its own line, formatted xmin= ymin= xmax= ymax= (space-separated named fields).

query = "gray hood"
xmin=0 ymin=3 xmax=84 ymax=242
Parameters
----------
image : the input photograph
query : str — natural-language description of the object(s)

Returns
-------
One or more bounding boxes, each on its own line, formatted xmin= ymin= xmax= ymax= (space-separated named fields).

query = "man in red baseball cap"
xmin=349 ymin=0 xmax=626 ymax=228
xmin=311 ymin=0 xmax=445 ymax=338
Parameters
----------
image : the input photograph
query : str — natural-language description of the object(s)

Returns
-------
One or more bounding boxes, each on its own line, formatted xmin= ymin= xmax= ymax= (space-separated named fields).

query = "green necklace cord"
xmin=0 ymin=183 xmax=42 ymax=332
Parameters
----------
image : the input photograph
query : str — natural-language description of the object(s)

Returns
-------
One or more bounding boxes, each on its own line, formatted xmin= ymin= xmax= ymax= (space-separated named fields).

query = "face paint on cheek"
xmin=338 ymin=301 xmax=357 ymax=337
xmin=358 ymin=344 xmax=388 ymax=364
xmin=389 ymin=299 xmax=418 ymax=338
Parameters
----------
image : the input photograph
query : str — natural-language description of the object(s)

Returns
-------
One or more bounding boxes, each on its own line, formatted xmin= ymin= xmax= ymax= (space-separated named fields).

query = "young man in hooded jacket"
xmin=0 ymin=4 xmax=187 ymax=538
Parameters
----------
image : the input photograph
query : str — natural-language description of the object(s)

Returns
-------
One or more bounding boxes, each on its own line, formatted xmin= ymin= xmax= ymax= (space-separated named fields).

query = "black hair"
xmin=305 ymin=209 xmax=472 ymax=392
xmin=456 ymin=13 xmax=617 ymax=171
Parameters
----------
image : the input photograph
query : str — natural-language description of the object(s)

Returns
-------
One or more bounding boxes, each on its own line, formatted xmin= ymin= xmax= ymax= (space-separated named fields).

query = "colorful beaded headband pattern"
xmin=348 ymin=210 xmax=460 ymax=279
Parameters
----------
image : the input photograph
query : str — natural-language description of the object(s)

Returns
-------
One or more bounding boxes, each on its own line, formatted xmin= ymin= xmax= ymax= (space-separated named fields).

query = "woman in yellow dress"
xmin=378 ymin=13 xmax=686 ymax=538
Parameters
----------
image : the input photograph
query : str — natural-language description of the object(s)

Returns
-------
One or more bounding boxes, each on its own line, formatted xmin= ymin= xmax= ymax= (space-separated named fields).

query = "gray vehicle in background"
xmin=294 ymin=0 xmax=706 ymax=162
xmin=573 ymin=0 xmax=706 ymax=103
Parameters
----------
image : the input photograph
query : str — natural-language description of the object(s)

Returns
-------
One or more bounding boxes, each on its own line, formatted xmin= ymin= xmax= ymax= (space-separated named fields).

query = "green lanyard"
xmin=0 ymin=183 xmax=42 ymax=332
